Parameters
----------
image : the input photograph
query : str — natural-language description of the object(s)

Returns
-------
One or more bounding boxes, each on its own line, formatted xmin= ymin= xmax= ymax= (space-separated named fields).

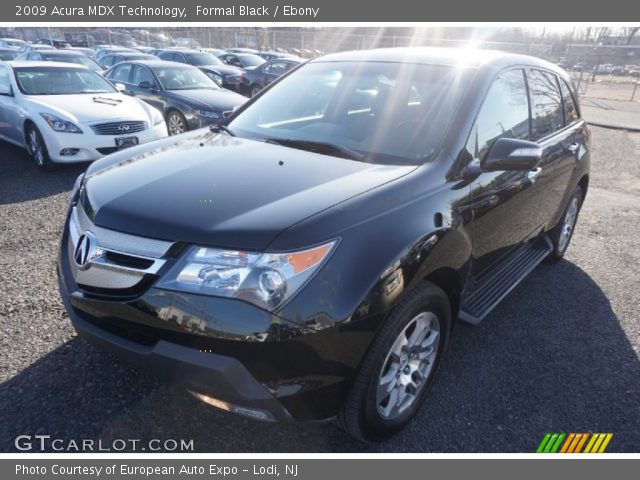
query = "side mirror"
xmin=114 ymin=83 xmax=126 ymax=92
xmin=481 ymin=138 xmax=542 ymax=172
xmin=138 ymin=80 xmax=153 ymax=89
xmin=0 ymin=84 xmax=13 ymax=96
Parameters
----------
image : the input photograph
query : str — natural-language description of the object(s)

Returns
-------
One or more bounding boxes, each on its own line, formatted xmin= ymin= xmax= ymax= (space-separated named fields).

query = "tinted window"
xmin=264 ymin=61 xmax=291 ymax=75
xmin=186 ymin=53 xmax=222 ymax=66
xmin=467 ymin=69 xmax=530 ymax=160
xmin=0 ymin=66 xmax=11 ymax=91
xmin=159 ymin=51 xmax=173 ymax=61
xmin=132 ymin=65 xmax=155 ymax=86
xmin=559 ymin=79 xmax=579 ymax=124
xmin=110 ymin=63 xmax=132 ymax=83
xmin=528 ymin=69 xmax=563 ymax=139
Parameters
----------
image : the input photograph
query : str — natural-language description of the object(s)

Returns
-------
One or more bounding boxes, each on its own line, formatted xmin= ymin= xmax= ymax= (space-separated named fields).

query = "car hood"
xmin=83 ymin=131 xmax=415 ymax=250
xmin=168 ymin=88 xmax=246 ymax=111
xmin=26 ymin=93 xmax=150 ymax=124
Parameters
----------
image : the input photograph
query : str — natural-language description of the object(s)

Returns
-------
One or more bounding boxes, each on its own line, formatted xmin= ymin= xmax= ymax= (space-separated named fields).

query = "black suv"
xmin=58 ymin=48 xmax=590 ymax=441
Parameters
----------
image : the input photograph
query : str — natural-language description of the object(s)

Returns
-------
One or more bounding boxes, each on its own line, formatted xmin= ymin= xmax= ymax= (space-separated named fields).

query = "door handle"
xmin=527 ymin=167 xmax=542 ymax=183
xmin=566 ymin=142 xmax=580 ymax=153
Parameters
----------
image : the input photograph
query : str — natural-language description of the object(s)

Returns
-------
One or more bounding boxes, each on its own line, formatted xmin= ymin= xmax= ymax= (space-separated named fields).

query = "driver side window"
xmin=467 ymin=69 xmax=530 ymax=160
xmin=0 ymin=66 xmax=11 ymax=93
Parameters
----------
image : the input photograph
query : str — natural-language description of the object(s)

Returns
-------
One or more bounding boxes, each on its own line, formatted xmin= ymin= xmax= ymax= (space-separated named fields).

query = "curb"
xmin=587 ymin=121 xmax=640 ymax=133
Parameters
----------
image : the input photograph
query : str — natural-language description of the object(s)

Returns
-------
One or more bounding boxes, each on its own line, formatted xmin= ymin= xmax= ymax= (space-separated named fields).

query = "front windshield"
xmin=45 ymin=54 xmax=99 ymax=69
xmin=228 ymin=61 xmax=471 ymax=165
xmin=238 ymin=54 xmax=266 ymax=67
xmin=15 ymin=67 xmax=116 ymax=95
xmin=153 ymin=66 xmax=220 ymax=90
xmin=187 ymin=53 xmax=223 ymax=66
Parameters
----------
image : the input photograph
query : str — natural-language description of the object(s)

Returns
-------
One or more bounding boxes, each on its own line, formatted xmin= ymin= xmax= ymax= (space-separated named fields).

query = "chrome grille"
xmin=68 ymin=206 xmax=173 ymax=292
xmin=91 ymin=121 xmax=148 ymax=135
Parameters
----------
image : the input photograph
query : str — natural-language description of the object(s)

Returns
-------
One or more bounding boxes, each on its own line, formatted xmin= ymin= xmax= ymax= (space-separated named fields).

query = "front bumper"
xmin=57 ymin=208 xmax=355 ymax=422
xmin=41 ymin=121 xmax=168 ymax=163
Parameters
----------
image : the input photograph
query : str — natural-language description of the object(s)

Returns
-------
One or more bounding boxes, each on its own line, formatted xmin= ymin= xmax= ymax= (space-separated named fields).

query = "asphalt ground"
xmin=0 ymin=126 xmax=639 ymax=452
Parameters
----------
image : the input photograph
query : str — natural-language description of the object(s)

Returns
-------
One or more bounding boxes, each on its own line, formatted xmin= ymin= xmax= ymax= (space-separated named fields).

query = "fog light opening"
xmin=60 ymin=148 xmax=80 ymax=156
xmin=188 ymin=390 xmax=276 ymax=422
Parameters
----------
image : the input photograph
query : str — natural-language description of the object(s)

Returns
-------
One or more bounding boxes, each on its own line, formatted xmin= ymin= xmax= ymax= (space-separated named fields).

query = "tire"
xmin=545 ymin=185 xmax=583 ymax=263
xmin=250 ymin=85 xmax=262 ymax=97
xmin=337 ymin=281 xmax=451 ymax=442
xmin=26 ymin=124 xmax=55 ymax=171
xmin=166 ymin=110 xmax=188 ymax=136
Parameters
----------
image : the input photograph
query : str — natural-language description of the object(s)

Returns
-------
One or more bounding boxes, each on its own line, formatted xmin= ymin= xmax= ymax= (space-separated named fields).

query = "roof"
xmin=106 ymin=59 xmax=193 ymax=68
xmin=312 ymin=47 xmax=561 ymax=73
xmin=4 ymin=61 xmax=91 ymax=69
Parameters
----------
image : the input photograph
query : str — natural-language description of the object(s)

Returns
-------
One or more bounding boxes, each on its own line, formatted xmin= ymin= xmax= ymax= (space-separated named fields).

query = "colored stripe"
xmin=597 ymin=434 xmax=613 ymax=453
xmin=591 ymin=434 xmax=606 ymax=453
xmin=550 ymin=433 xmax=566 ymax=453
xmin=544 ymin=434 xmax=559 ymax=453
xmin=537 ymin=433 xmax=552 ymax=453
xmin=560 ymin=433 xmax=575 ymax=453
xmin=574 ymin=433 xmax=589 ymax=453
xmin=584 ymin=434 xmax=598 ymax=453
xmin=567 ymin=433 xmax=582 ymax=453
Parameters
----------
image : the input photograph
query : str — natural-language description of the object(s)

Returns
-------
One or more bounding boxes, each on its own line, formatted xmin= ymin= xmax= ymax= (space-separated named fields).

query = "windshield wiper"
xmin=264 ymin=138 xmax=365 ymax=161
xmin=209 ymin=124 xmax=236 ymax=136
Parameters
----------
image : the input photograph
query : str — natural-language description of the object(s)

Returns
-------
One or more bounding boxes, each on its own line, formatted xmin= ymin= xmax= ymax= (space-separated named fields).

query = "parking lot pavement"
xmin=1 ymin=127 xmax=639 ymax=453
xmin=581 ymin=97 xmax=640 ymax=131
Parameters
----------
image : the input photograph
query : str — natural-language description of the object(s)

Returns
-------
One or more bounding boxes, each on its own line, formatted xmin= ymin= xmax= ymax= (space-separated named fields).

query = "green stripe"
xmin=544 ymin=434 xmax=559 ymax=453
xmin=537 ymin=433 xmax=552 ymax=453
xmin=549 ymin=433 xmax=566 ymax=453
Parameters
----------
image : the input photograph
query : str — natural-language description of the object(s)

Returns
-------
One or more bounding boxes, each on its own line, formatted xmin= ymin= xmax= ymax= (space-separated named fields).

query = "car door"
xmin=466 ymin=68 xmax=543 ymax=273
xmin=261 ymin=61 xmax=288 ymax=87
xmin=0 ymin=64 xmax=22 ymax=144
xmin=107 ymin=63 xmax=135 ymax=91
xmin=129 ymin=64 xmax=165 ymax=113
xmin=527 ymin=69 xmax=587 ymax=231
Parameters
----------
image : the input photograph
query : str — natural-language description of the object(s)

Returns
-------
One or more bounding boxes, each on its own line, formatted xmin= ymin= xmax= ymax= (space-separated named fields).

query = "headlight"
xmin=156 ymin=240 xmax=338 ymax=311
xmin=193 ymin=109 xmax=220 ymax=119
xmin=40 ymin=113 xmax=83 ymax=133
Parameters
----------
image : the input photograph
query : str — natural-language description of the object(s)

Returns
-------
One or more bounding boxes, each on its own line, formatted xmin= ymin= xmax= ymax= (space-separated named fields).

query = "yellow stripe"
xmin=597 ymin=434 xmax=613 ymax=453
xmin=560 ymin=433 xmax=576 ymax=453
xmin=567 ymin=434 xmax=582 ymax=453
xmin=584 ymin=434 xmax=598 ymax=453
xmin=574 ymin=433 xmax=589 ymax=453
xmin=590 ymin=434 xmax=606 ymax=453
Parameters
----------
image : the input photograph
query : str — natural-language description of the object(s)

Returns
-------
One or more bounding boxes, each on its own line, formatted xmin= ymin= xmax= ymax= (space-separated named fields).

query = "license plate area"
xmin=115 ymin=136 xmax=139 ymax=149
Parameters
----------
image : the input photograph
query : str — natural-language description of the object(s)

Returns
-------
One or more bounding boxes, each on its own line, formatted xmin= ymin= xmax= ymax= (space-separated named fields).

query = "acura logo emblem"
xmin=74 ymin=231 xmax=98 ymax=270
xmin=118 ymin=124 xmax=130 ymax=131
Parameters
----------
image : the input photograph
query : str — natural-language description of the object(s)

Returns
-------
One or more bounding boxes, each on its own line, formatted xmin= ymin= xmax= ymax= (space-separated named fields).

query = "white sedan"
xmin=0 ymin=61 xmax=168 ymax=170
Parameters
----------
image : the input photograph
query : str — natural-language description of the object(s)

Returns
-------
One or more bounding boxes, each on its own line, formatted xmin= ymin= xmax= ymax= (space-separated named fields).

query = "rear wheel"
xmin=166 ymin=110 xmax=187 ymax=136
xmin=545 ymin=185 xmax=583 ymax=262
xmin=250 ymin=85 xmax=262 ymax=97
xmin=338 ymin=281 xmax=450 ymax=442
xmin=26 ymin=124 xmax=55 ymax=171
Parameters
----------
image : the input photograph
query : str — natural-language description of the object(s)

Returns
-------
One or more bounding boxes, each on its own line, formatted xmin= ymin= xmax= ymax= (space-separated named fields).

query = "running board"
xmin=459 ymin=236 xmax=553 ymax=325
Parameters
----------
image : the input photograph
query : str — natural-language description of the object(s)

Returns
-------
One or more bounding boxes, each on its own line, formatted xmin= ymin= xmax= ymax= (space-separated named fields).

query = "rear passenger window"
xmin=528 ymin=69 xmax=563 ymax=139
xmin=467 ymin=69 xmax=530 ymax=160
xmin=559 ymin=79 xmax=579 ymax=124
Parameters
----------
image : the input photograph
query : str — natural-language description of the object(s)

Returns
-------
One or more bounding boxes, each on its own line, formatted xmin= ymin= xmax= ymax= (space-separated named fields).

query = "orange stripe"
xmin=584 ymin=434 xmax=598 ymax=453
xmin=560 ymin=433 xmax=576 ymax=453
xmin=574 ymin=433 xmax=589 ymax=453
xmin=567 ymin=433 xmax=582 ymax=453
xmin=597 ymin=434 xmax=613 ymax=453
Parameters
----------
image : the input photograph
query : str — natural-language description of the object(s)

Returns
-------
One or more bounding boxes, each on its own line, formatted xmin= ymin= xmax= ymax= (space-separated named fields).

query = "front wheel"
xmin=26 ymin=124 xmax=55 ymax=171
xmin=250 ymin=85 xmax=262 ymax=97
xmin=337 ymin=281 xmax=450 ymax=442
xmin=545 ymin=185 xmax=583 ymax=263
xmin=166 ymin=110 xmax=187 ymax=136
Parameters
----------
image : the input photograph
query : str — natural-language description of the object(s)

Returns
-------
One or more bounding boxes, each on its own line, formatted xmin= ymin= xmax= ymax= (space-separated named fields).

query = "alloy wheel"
xmin=558 ymin=197 xmax=579 ymax=253
xmin=376 ymin=311 xmax=441 ymax=420
xmin=167 ymin=113 xmax=186 ymax=135
xmin=28 ymin=129 xmax=44 ymax=167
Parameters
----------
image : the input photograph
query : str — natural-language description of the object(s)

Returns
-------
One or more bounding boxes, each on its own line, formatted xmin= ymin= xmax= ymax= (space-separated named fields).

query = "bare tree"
xmin=623 ymin=27 xmax=640 ymax=45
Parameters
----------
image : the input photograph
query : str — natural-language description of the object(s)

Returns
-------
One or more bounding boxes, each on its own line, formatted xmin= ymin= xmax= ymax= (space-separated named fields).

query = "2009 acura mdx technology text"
xmin=58 ymin=48 xmax=590 ymax=441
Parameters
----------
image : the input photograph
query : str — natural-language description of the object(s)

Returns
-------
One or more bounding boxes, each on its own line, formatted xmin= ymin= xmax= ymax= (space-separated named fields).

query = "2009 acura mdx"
xmin=58 ymin=48 xmax=590 ymax=441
